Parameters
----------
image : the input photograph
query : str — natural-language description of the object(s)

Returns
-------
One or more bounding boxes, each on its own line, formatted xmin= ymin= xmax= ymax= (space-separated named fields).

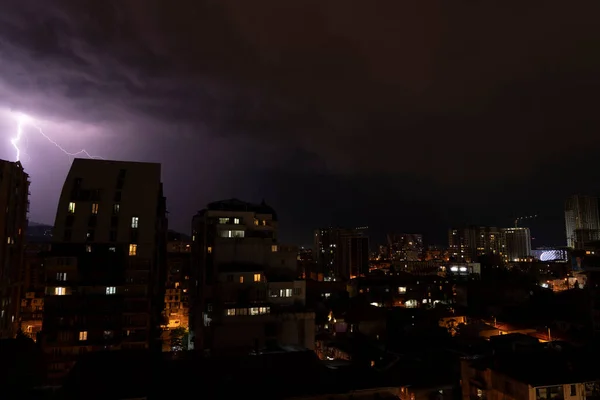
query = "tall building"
xmin=387 ymin=233 xmax=423 ymax=261
xmin=41 ymin=159 xmax=167 ymax=382
xmin=190 ymin=199 xmax=313 ymax=355
xmin=565 ymin=195 xmax=600 ymax=248
xmin=448 ymin=226 xmax=502 ymax=262
xmin=313 ymin=227 xmax=369 ymax=280
xmin=502 ymin=227 xmax=532 ymax=262
xmin=0 ymin=160 xmax=29 ymax=338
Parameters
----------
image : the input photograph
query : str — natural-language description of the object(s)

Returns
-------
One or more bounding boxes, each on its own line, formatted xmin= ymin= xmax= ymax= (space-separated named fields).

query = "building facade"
xmin=448 ymin=226 xmax=503 ymax=262
xmin=19 ymin=241 xmax=51 ymax=341
xmin=502 ymin=227 xmax=532 ymax=262
xmin=387 ymin=233 xmax=424 ymax=261
xmin=565 ymin=195 xmax=600 ymax=249
xmin=313 ymin=227 xmax=369 ymax=280
xmin=161 ymin=232 xmax=191 ymax=350
xmin=40 ymin=159 xmax=167 ymax=382
xmin=190 ymin=199 xmax=312 ymax=355
xmin=0 ymin=160 xmax=29 ymax=338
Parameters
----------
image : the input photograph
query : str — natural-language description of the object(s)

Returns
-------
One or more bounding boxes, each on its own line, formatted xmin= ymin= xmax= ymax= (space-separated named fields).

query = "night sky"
xmin=1 ymin=1 xmax=600 ymax=247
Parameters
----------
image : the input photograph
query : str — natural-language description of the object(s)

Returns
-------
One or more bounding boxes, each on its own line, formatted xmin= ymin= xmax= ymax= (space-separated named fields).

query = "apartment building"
xmin=461 ymin=350 xmax=600 ymax=400
xmin=40 ymin=159 xmax=167 ymax=382
xmin=0 ymin=160 xmax=29 ymax=338
xmin=190 ymin=198 xmax=313 ymax=355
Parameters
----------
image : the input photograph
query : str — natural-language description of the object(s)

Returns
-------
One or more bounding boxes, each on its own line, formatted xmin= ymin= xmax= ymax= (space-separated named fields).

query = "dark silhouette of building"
xmin=40 ymin=159 xmax=167 ymax=383
xmin=190 ymin=199 xmax=313 ymax=355
xmin=313 ymin=227 xmax=369 ymax=280
xmin=0 ymin=160 xmax=29 ymax=339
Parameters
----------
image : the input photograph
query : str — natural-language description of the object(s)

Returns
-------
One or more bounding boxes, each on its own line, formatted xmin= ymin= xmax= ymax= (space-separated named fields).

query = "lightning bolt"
xmin=10 ymin=113 xmax=104 ymax=162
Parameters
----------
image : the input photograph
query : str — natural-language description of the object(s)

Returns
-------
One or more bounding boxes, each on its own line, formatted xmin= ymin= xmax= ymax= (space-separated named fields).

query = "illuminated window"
xmin=279 ymin=289 xmax=292 ymax=297
xmin=109 ymin=246 xmax=116 ymax=252
xmin=220 ymin=230 xmax=245 ymax=238
xmin=239 ymin=276 xmax=244 ymax=283
xmin=79 ymin=331 xmax=87 ymax=341
xmin=131 ymin=216 xmax=139 ymax=228
xmin=262 ymin=220 xmax=266 ymax=226
xmin=207 ymin=246 xmax=212 ymax=254
xmin=55 ymin=287 xmax=66 ymax=296
xmin=271 ymin=245 xmax=278 ymax=252
xmin=253 ymin=273 xmax=261 ymax=282
xmin=91 ymin=203 xmax=99 ymax=214
xmin=106 ymin=286 xmax=116 ymax=295
xmin=254 ymin=219 xmax=259 ymax=226
xmin=68 ymin=202 xmax=76 ymax=214
xmin=233 ymin=218 xmax=240 ymax=224
xmin=86 ymin=245 xmax=92 ymax=253
xmin=113 ymin=204 xmax=120 ymax=214
xmin=129 ymin=244 xmax=137 ymax=256
xmin=218 ymin=217 xmax=230 ymax=224
xmin=56 ymin=272 xmax=67 ymax=281
xmin=226 ymin=309 xmax=236 ymax=316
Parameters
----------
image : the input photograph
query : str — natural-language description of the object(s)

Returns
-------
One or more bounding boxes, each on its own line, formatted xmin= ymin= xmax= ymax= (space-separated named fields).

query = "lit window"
xmin=91 ymin=203 xmax=99 ymax=214
xmin=226 ymin=309 xmax=236 ymax=316
xmin=106 ymin=286 xmax=116 ymax=295
xmin=109 ymin=247 xmax=116 ymax=252
xmin=86 ymin=245 xmax=92 ymax=253
xmin=279 ymin=288 xmax=292 ymax=297
xmin=262 ymin=220 xmax=266 ymax=226
xmin=56 ymin=272 xmax=67 ymax=281
xmin=113 ymin=204 xmax=120 ymax=214
xmin=253 ymin=273 xmax=261 ymax=282
xmin=254 ymin=219 xmax=259 ymax=226
xmin=271 ymin=245 xmax=278 ymax=252
xmin=233 ymin=218 xmax=240 ymax=224
xmin=218 ymin=217 xmax=230 ymax=224
xmin=239 ymin=276 xmax=244 ymax=283
xmin=220 ymin=230 xmax=245 ymax=238
xmin=55 ymin=287 xmax=66 ymax=296
xmin=68 ymin=202 xmax=76 ymax=214
xmin=129 ymin=244 xmax=137 ymax=256
xmin=207 ymin=246 xmax=212 ymax=254
xmin=79 ymin=331 xmax=87 ymax=341
xmin=131 ymin=216 xmax=139 ymax=228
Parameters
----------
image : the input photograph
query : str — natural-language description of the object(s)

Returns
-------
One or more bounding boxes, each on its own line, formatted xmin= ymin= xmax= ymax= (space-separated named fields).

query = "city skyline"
xmin=2 ymin=1 xmax=600 ymax=246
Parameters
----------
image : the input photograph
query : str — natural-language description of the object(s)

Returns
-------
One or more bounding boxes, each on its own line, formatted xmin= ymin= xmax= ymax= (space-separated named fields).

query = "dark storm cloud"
xmin=0 ymin=0 xmax=599 ymax=242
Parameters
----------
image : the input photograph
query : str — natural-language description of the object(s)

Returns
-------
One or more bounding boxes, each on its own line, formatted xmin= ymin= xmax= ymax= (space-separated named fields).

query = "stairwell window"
xmin=129 ymin=244 xmax=137 ymax=256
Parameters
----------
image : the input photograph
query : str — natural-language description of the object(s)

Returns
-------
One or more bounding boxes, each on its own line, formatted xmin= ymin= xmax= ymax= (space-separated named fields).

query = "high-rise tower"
xmin=565 ymin=195 xmax=600 ymax=248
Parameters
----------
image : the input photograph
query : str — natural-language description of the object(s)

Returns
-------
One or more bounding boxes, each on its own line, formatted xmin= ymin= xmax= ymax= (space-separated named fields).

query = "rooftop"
xmin=468 ymin=347 xmax=600 ymax=387
xmin=203 ymin=198 xmax=278 ymax=221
